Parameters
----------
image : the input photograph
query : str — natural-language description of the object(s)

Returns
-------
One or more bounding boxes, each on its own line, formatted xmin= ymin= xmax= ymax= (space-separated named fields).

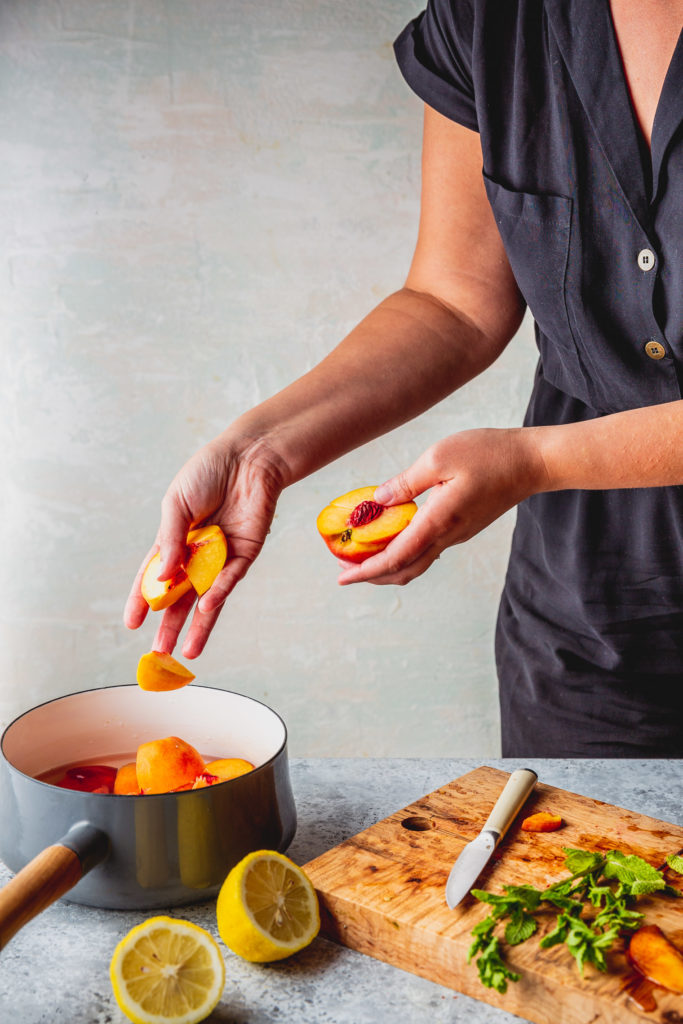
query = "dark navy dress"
xmin=394 ymin=0 xmax=683 ymax=755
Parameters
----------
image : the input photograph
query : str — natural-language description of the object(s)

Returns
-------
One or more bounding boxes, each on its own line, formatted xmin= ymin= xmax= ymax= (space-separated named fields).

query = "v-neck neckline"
xmin=546 ymin=0 xmax=683 ymax=228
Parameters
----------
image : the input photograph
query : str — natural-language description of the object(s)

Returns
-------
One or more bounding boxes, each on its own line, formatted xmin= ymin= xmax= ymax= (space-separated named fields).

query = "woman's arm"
xmin=125 ymin=107 xmax=525 ymax=656
xmin=337 ymin=400 xmax=683 ymax=588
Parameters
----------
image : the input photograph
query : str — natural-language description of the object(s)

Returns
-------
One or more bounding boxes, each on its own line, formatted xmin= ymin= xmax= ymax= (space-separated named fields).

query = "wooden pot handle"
xmin=0 ymin=823 xmax=109 ymax=950
xmin=0 ymin=844 xmax=82 ymax=950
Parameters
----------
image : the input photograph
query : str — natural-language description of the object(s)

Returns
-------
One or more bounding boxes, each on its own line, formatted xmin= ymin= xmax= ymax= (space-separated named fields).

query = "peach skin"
xmin=136 ymin=736 xmax=206 ymax=795
xmin=317 ymin=486 xmax=417 ymax=563
xmin=136 ymin=650 xmax=196 ymax=691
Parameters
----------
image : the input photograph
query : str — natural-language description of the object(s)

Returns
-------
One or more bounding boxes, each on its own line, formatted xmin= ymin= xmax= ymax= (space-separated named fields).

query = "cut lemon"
xmin=110 ymin=916 xmax=225 ymax=1024
xmin=216 ymin=850 xmax=320 ymax=962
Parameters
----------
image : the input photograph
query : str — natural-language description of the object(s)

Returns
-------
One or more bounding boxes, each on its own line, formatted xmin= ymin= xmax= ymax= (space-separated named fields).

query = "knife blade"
xmin=445 ymin=767 xmax=538 ymax=909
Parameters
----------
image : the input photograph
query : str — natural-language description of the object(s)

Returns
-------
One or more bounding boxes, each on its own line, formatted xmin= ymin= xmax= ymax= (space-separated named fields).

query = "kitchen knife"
xmin=445 ymin=767 xmax=538 ymax=909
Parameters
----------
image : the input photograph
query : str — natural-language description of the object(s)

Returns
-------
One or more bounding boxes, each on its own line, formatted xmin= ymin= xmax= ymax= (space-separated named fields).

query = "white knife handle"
xmin=483 ymin=768 xmax=538 ymax=841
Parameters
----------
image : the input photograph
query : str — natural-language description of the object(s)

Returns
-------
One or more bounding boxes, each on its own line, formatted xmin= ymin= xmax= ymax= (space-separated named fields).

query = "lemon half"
xmin=216 ymin=850 xmax=320 ymax=962
xmin=110 ymin=916 xmax=225 ymax=1024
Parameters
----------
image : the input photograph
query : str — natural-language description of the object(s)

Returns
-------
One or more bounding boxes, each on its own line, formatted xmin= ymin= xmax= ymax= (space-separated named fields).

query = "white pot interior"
xmin=2 ymin=685 xmax=286 ymax=778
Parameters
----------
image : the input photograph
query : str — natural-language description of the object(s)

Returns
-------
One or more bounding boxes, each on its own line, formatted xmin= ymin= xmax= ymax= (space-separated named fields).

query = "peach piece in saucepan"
xmin=136 ymin=651 xmax=196 ymax=692
xmin=55 ymin=764 xmax=118 ymax=794
xmin=140 ymin=524 xmax=228 ymax=610
xmin=136 ymin=736 xmax=206 ymax=795
xmin=191 ymin=758 xmax=255 ymax=788
xmin=114 ymin=762 xmax=140 ymax=795
xmin=316 ymin=486 xmax=417 ymax=563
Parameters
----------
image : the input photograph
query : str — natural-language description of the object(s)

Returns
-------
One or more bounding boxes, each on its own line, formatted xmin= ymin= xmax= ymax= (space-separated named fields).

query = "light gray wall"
xmin=1 ymin=0 xmax=538 ymax=756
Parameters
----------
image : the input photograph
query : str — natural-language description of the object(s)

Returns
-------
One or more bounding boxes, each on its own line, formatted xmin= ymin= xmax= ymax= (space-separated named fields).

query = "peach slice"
xmin=184 ymin=524 xmax=228 ymax=596
xmin=140 ymin=555 xmax=192 ymax=611
xmin=140 ymin=525 xmax=228 ymax=610
xmin=114 ymin=761 xmax=140 ymax=795
xmin=136 ymin=650 xmax=196 ymax=692
xmin=317 ymin=486 xmax=417 ymax=563
xmin=628 ymin=925 xmax=683 ymax=993
xmin=521 ymin=812 xmax=564 ymax=832
xmin=191 ymin=758 xmax=255 ymax=788
xmin=136 ymin=736 xmax=206 ymax=795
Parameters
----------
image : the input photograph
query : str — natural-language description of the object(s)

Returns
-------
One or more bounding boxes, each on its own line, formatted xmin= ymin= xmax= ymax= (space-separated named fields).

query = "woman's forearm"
xmin=530 ymin=399 xmax=683 ymax=492
xmin=229 ymin=286 xmax=519 ymax=487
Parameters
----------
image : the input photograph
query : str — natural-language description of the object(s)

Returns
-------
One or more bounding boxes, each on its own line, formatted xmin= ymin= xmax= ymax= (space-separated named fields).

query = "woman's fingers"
xmin=157 ymin=489 xmax=195 ymax=580
xmin=197 ymin=553 xmax=253 ymax=614
xmin=374 ymin=449 xmax=440 ymax=506
xmin=151 ymin=588 xmax=197 ymax=654
xmin=337 ymin=500 xmax=447 ymax=585
xmin=123 ymin=543 xmax=159 ymax=629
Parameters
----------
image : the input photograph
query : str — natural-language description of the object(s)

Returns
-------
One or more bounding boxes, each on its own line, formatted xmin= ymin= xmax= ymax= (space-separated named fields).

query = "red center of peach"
xmin=348 ymin=500 xmax=384 ymax=527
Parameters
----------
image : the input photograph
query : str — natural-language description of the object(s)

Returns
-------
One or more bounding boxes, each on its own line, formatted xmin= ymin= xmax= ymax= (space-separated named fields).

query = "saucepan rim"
xmin=0 ymin=683 xmax=289 ymax=797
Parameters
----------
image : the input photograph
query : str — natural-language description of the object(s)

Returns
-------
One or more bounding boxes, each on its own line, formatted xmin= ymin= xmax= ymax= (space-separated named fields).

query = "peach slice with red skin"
xmin=317 ymin=486 xmax=417 ymax=563
xmin=136 ymin=650 xmax=196 ymax=692
xmin=140 ymin=524 xmax=228 ymax=610
xmin=136 ymin=736 xmax=206 ymax=795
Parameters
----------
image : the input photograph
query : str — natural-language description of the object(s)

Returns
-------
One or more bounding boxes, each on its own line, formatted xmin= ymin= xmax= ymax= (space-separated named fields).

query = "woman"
xmin=125 ymin=0 xmax=683 ymax=756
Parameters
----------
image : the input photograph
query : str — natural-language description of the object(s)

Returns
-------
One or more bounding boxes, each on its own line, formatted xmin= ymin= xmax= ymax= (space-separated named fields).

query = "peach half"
xmin=140 ymin=524 xmax=228 ymax=611
xmin=136 ymin=735 xmax=206 ymax=795
xmin=317 ymin=486 xmax=417 ymax=563
xmin=136 ymin=650 xmax=196 ymax=692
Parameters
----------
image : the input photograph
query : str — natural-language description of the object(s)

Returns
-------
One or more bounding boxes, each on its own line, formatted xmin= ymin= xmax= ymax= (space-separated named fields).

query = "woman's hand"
xmin=124 ymin=434 xmax=286 ymax=658
xmin=337 ymin=427 xmax=549 ymax=586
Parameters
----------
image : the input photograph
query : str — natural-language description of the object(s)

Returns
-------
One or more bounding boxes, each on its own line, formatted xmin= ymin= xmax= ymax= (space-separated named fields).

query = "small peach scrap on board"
xmin=136 ymin=650 xmax=196 ymax=692
xmin=521 ymin=812 xmax=564 ymax=832
xmin=136 ymin=736 xmax=206 ymax=795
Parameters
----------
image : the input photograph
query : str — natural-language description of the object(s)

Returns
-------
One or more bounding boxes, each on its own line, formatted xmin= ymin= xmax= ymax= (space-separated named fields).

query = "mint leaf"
xmin=505 ymin=908 xmax=537 ymax=946
xmin=602 ymin=850 xmax=666 ymax=897
xmin=666 ymin=853 xmax=683 ymax=875
xmin=471 ymin=934 xmax=520 ymax=993
xmin=562 ymin=848 xmax=604 ymax=875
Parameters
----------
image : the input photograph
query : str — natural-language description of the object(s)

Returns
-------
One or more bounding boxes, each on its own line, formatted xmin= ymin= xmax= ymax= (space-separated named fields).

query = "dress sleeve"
xmin=393 ymin=0 xmax=478 ymax=131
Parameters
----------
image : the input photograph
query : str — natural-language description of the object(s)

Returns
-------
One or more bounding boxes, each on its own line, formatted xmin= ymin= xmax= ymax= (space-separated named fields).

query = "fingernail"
xmin=374 ymin=483 xmax=393 ymax=503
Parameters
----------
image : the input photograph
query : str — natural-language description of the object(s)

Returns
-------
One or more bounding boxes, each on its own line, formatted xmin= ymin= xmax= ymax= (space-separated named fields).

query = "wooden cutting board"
xmin=303 ymin=766 xmax=683 ymax=1024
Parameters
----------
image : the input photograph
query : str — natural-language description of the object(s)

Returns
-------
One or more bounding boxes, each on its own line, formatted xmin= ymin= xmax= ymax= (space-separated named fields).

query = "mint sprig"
xmin=468 ymin=847 xmax=675 ymax=991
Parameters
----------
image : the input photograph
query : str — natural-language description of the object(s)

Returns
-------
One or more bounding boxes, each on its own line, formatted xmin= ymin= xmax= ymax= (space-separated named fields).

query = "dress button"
xmin=644 ymin=340 xmax=666 ymax=360
xmin=637 ymin=248 xmax=655 ymax=271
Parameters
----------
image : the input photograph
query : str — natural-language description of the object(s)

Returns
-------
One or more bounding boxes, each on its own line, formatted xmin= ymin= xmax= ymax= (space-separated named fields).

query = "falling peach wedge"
xmin=136 ymin=650 xmax=196 ymax=692
xmin=317 ymin=486 xmax=417 ymax=563
xmin=140 ymin=524 xmax=228 ymax=611
xmin=136 ymin=736 xmax=206 ymax=795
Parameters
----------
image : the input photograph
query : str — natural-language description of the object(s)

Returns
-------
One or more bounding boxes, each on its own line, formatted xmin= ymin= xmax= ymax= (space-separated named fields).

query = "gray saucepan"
xmin=0 ymin=684 xmax=296 ymax=948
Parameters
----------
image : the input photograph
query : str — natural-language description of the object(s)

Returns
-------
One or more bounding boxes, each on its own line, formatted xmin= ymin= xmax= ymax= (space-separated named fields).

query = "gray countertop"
xmin=0 ymin=757 xmax=681 ymax=1024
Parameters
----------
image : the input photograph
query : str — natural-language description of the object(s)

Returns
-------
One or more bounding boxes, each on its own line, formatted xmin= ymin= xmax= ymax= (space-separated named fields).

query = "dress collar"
xmin=545 ymin=0 xmax=682 ymax=226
